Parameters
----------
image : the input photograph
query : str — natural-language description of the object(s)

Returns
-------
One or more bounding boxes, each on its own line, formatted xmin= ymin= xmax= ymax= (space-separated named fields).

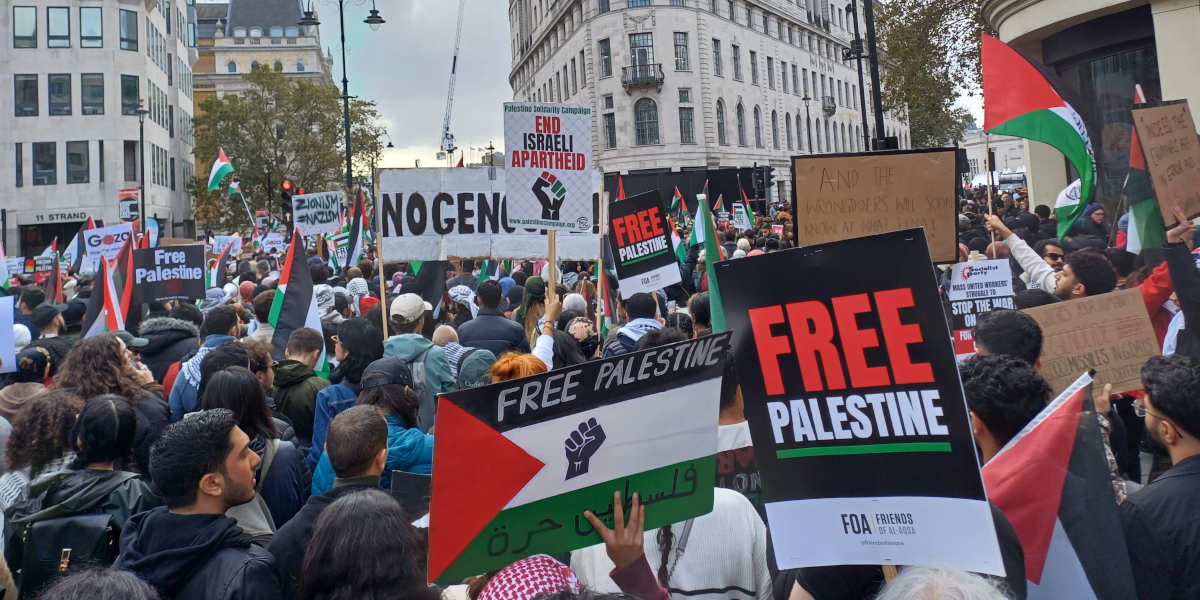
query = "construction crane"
xmin=439 ymin=0 xmax=467 ymax=160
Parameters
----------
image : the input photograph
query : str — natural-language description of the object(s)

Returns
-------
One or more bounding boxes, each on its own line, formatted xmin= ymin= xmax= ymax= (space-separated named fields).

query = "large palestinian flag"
xmin=698 ymin=195 xmax=727 ymax=332
xmin=428 ymin=334 xmax=731 ymax=583
xmin=982 ymin=372 xmax=1137 ymax=598
xmin=269 ymin=228 xmax=327 ymax=368
xmin=344 ymin=190 xmax=368 ymax=271
xmin=207 ymin=148 xmax=234 ymax=191
xmin=982 ymin=34 xmax=1096 ymax=240
xmin=82 ymin=239 xmax=134 ymax=337
xmin=1124 ymin=84 xmax=1166 ymax=254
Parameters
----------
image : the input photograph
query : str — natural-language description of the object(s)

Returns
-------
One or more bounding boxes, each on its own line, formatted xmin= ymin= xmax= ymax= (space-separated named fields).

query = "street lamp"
xmin=364 ymin=0 xmax=385 ymax=30
xmin=802 ymin=95 xmax=813 ymax=154
xmin=136 ymin=101 xmax=150 ymax=233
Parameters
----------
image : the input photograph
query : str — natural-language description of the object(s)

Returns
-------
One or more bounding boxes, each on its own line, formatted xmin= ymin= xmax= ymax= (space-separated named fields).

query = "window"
xmin=273 ymin=60 xmax=283 ymax=72
xmin=816 ymin=119 xmax=822 ymax=152
xmin=249 ymin=27 xmax=262 ymax=37
xmin=285 ymin=26 xmax=298 ymax=37
xmin=716 ymin=99 xmax=727 ymax=145
xmin=99 ymin=140 xmax=104 ymax=182
xmin=598 ymin=0 xmax=610 ymax=12
xmin=779 ymin=21 xmax=785 ymax=39
xmin=123 ymin=140 xmax=137 ymax=181
xmin=712 ymin=39 xmax=721 ymax=76
xmin=786 ymin=114 xmax=793 ymax=150
xmin=47 ymin=7 xmax=70 ymax=47
xmin=164 ymin=0 xmax=171 ymax=34
xmin=79 ymin=74 xmax=103 ymax=114
xmin=727 ymin=1 xmax=735 ymax=20
xmin=749 ymin=51 xmax=758 ymax=85
xmin=571 ymin=58 xmax=578 ymax=94
xmin=13 ymin=6 xmax=36 ymax=48
xmin=754 ymin=106 xmax=763 ymax=147
xmin=170 ymin=157 xmax=176 ymax=190
xmin=629 ymin=33 xmax=653 ymax=70
xmin=772 ymin=110 xmax=780 ymax=149
xmin=297 ymin=60 xmax=305 ymax=72
xmin=679 ymin=107 xmax=695 ymax=144
xmin=736 ymin=103 xmax=746 ymax=145
xmin=731 ymin=44 xmax=741 ymax=80
xmin=603 ymin=113 xmax=616 ymax=149
xmin=121 ymin=74 xmax=139 ymax=115
xmin=781 ymin=61 xmax=788 ymax=93
xmin=792 ymin=65 xmax=799 ymax=96
xmin=767 ymin=57 xmax=775 ymax=89
xmin=678 ymin=88 xmax=691 ymax=103
xmin=48 ymin=74 xmax=71 ymax=115
xmin=634 ymin=98 xmax=659 ymax=145
xmin=671 ymin=0 xmax=684 ymax=5
xmin=66 ymin=141 xmax=88 ymax=183
xmin=251 ymin=60 xmax=260 ymax=70
xmin=33 ymin=142 xmax=56 ymax=185
xmin=120 ymin=9 xmax=137 ymax=50
xmin=227 ymin=61 xmax=236 ymax=73
xmin=629 ymin=0 xmax=651 ymax=7
xmin=579 ymin=50 xmax=586 ymax=85
xmin=14 ymin=144 xmax=22 ymax=187
xmin=169 ymin=105 xmax=174 ymax=137
xmin=603 ymin=94 xmax=614 ymax=109
xmin=80 ymin=7 xmax=102 ymax=47
xmin=233 ymin=27 xmax=246 ymax=37
xmin=673 ymin=32 xmax=689 ymax=70
xmin=14 ymin=74 xmax=37 ymax=116
xmin=270 ymin=26 xmax=283 ymax=37
xmin=598 ymin=39 xmax=612 ymax=77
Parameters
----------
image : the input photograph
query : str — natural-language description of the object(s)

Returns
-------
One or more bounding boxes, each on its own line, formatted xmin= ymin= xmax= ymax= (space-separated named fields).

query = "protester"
xmin=308 ymin=318 xmax=383 ymax=470
xmin=873 ymin=566 xmax=1010 ymax=600
xmin=271 ymin=328 xmax=329 ymax=447
xmin=689 ymin=293 xmax=711 ymax=339
xmin=14 ymin=287 xmax=44 ymax=342
xmin=30 ymin=303 xmax=66 ymax=339
xmin=514 ymin=276 xmax=547 ymax=344
xmin=383 ymin=294 xmax=454 ymax=431
xmin=138 ymin=310 xmax=202 ymax=383
xmin=35 ymin=567 xmax=160 ymax=600
xmin=0 ymin=346 xmax=52 ymax=421
xmin=168 ymin=306 xmax=240 ymax=422
xmin=458 ymin=279 xmax=531 ymax=356
xmin=603 ymin=293 xmax=662 ymax=357
xmin=248 ymin=291 xmax=277 ymax=343
xmin=972 ymin=309 xmax=1043 ymax=366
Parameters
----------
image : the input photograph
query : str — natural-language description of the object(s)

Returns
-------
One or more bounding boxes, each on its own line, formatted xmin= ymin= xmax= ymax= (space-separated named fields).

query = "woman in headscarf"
xmin=513 ymin=276 xmax=546 ymax=345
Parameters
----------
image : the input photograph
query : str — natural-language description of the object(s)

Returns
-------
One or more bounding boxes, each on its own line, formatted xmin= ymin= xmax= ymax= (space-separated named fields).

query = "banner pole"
xmin=985 ymin=134 xmax=996 ymax=257
xmin=375 ymin=171 xmax=388 ymax=339
xmin=596 ymin=192 xmax=610 ymax=332
xmin=547 ymin=230 xmax=558 ymax=291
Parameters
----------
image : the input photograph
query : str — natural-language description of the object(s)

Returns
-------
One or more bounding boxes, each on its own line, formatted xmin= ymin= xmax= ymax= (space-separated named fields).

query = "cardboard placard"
xmin=791 ymin=148 xmax=959 ymax=262
xmin=1132 ymin=102 xmax=1200 ymax=222
xmin=503 ymin=103 xmax=595 ymax=231
xmin=292 ymin=190 xmax=344 ymax=236
xmin=33 ymin=256 xmax=55 ymax=285
xmin=132 ymin=245 xmax=207 ymax=303
xmin=607 ymin=190 xmax=682 ymax=298
xmin=714 ymin=228 xmax=1003 ymax=575
xmin=1022 ymin=288 xmax=1159 ymax=396
xmin=945 ymin=259 xmax=1015 ymax=359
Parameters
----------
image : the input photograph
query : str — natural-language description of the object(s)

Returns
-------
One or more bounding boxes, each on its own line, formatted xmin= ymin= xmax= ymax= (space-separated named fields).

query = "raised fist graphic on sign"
xmin=532 ymin=171 xmax=567 ymax=221
xmin=565 ymin=417 xmax=606 ymax=480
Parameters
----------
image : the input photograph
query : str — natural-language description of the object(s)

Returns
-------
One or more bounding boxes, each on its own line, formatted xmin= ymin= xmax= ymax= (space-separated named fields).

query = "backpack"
xmin=225 ymin=438 xmax=278 ymax=546
xmin=403 ymin=346 xmax=437 ymax=432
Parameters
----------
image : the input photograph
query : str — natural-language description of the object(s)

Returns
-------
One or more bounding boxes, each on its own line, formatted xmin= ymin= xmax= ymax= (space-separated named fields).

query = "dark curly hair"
xmin=54 ymin=334 xmax=158 ymax=400
xmin=960 ymin=355 xmax=1051 ymax=446
xmin=1141 ymin=355 xmax=1200 ymax=437
xmin=6 ymin=390 xmax=84 ymax=475
xmin=973 ymin=309 xmax=1043 ymax=366
xmin=71 ymin=395 xmax=138 ymax=469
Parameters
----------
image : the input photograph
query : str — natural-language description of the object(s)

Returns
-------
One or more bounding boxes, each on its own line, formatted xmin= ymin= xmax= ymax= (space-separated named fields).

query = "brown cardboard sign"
xmin=1022 ymin=288 xmax=1158 ymax=396
xmin=1132 ymin=102 xmax=1200 ymax=222
xmin=791 ymin=149 xmax=959 ymax=263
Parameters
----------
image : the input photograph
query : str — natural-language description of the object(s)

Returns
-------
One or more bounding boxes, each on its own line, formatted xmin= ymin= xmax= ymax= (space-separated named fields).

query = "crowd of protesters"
xmin=0 ymin=189 xmax=1196 ymax=600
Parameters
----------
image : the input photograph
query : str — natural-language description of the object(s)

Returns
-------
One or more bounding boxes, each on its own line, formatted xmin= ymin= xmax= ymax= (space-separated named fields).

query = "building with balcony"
xmin=507 ymin=0 xmax=911 ymax=207
xmin=1 ymin=0 xmax=198 ymax=256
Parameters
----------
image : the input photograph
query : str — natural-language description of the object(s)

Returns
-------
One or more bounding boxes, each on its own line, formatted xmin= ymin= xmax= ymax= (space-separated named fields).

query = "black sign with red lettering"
xmin=607 ymin=191 xmax=681 ymax=299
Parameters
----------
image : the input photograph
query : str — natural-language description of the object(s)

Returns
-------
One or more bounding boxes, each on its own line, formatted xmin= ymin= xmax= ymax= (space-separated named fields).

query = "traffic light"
xmin=280 ymin=179 xmax=295 ymax=224
xmin=764 ymin=166 xmax=776 ymax=190
xmin=752 ymin=169 xmax=765 ymax=198
xmin=296 ymin=187 xmax=305 ymax=195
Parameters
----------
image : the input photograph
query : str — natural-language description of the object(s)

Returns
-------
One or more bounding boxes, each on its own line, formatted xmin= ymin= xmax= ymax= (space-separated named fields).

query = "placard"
xmin=1022 ymin=288 xmax=1158 ymax=396
xmin=119 ymin=188 xmax=140 ymax=221
xmin=772 ymin=224 xmax=785 ymax=235
xmin=0 ymin=297 xmax=14 ymax=374
xmin=1131 ymin=102 xmax=1200 ymax=222
xmin=791 ymin=149 xmax=959 ymax=262
xmin=607 ymin=191 xmax=682 ymax=298
xmin=378 ymin=168 xmax=601 ymax=261
xmin=262 ymin=232 xmax=286 ymax=254
xmin=5 ymin=258 xmax=23 ymax=277
xmin=292 ymin=191 xmax=344 ymax=236
xmin=132 ymin=245 xmax=206 ymax=303
xmin=33 ymin=256 xmax=55 ymax=285
xmin=212 ymin=235 xmax=242 ymax=256
xmin=84 ymin=222 xmax=135 ymax=265
xmin=715 ymin=228 xmax=1003 ymax=575
xmin=503 ymin=103 xmax=594 ymax=231
xmin=945 ymin=259 xmax=1015 ymax=359
xmin=428 ymin=334 xmax=730 ymax=583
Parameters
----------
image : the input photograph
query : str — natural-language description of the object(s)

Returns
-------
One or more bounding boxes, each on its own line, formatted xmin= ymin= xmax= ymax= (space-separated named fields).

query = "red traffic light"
xmin=296 ymin=188 xmax=305 ymax=195
xmin=280 ymin=180 xmax=294 ymax=192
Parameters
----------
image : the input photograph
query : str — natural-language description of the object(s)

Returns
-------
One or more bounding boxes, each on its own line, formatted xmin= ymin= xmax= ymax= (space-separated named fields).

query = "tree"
xmin=874 ymin=0 xmax=990 ymax=147
xmin=192 ymin=66 xmax=386 ymax=232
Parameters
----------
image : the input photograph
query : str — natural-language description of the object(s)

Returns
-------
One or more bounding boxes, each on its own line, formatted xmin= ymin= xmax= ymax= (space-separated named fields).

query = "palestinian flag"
xmin=669 ymin=186 xmax=689 ymax=219
xmin=227 ymin=179 xmax=241 ymax=197
xmin=1124 ymin=84 xmax=1165 ymax=254
xmin=207 ymin=148 xmax=235 ymax=191
xmin=44 ymin=254 xmax=63 ymax=303
xmin=743 ymin=193 xmax=758 ymax=225
xmin=428 ymin=335 xmax=729 ymax=583
xmin=982 ymin=34 xmax=1095 ymax=239
xmin=269 ymin=228 xmax=328 ymax=369
xmin=712 ymin=193 xmax=725 ymax=214
xmin=670 ymin=218 xmax=687 ymax=265
xmin=477 ymin=260 xmax=502 ymax=285
xmin=81 ymin=239 xmax=134 ymax=337
xmin=38 ymin=238 xmax=58 ymax=259
xmin=982 ymin=372 xmax=1137 ymax=598
xmin=345 ymin=191 xmax=367 ymax=271
xmin=62 ymin=217 xmax=95 ymax=274
xmin=0 ymin=246 xmax=11 ymax=291
xmin=208 ymin=241 xmax=233 ymax=288
xmin=699 ymin=196 xmax=727 ymax=332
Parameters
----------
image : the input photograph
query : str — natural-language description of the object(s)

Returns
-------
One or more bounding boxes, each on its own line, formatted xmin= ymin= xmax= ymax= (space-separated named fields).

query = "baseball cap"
xmin=389 ymin=293 xmax=431 ymax=324
xmin=114 ymin=330 xmax=150 ymax=349
xmin=360 ymin=357 xmax=414 ymax=390
xmin=30 ymin=303 xmax=67 ymax=329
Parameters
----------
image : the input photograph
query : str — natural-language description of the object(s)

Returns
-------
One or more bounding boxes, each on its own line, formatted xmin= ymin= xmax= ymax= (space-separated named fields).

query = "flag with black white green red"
xmin=208 ymin=241 xmax=233 ymax=288
xmin=0 ymin=245 xmax=12 ymax=291
xmin=207 ymin=148 xmax=235 ymax=191
xmin=669 ymin=186 xmax=689 ymax=219
xmin=428 ymin=333 xmax=731 ymax=583
xmin=344 ymin=190 xmax=367 ymax=271
xmin=81 ymin=239 xmax=135 ymax=338
xmin=269 ymin=228 xmax=328 ymax=368
xmin=1124 ymin=84 xmax=1165 ymax=255
xmin=62 ymin=217 xmax=95 ymax=274
xmin=477 ymin=260 xmax=503 ymax=285
xmin=982 ymin=34 xmax=1095 ymax=239
xmin=699 ymin=195 xmax=727 ymax=332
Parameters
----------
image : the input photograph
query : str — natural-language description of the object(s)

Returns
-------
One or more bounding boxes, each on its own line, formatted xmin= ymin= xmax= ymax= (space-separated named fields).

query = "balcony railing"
xmin=622 ymin=63 xmax=665 ymax=90
xmin=822 ymin=95 xmax=836 ymax=115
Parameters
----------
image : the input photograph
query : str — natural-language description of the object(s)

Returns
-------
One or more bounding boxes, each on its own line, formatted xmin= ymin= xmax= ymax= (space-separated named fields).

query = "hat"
xmin=200 ymin=287 xmax=231 ymax=312
xmin=15 ymin=345 xmax=52 ymax=382
xmin=239 ymin=281 xmax=257 ymax=303
xmin=456 ymin=348 xmax=497 ymax=389
xmin=359 ymin=296 xmax=380 ymax=315
xmin=477 ymin=554 xmax=581 ymax=600
xmin=360 ymin=357 xmax=414 ymax=390
xmin=30 ymin=303 xmax=66 ymax=329
xmin=12 ymin=324 xmax=31 ymax=352
xmin=347 ymin=277 xmax=369 ymax=300
xmin=448 ymin=285 xmax=478 ymax=319
xmin=314 ymin=284 xmax=335 ymax=311
xmin=114 ymin=330 xmax=150 ymax=349
xmin=389 ymin=293 xmax=431 ymax=324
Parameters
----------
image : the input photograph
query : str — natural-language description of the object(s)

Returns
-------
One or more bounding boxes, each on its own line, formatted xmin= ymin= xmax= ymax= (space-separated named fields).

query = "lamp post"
xmin=802 ymin=95 xmax=813 ymax=154
xmin=137 ymin=101 xmax=150 ymax=232
xmin=300 ymin=0 xmax=385 ymax=191
xmin=845 ymin=1 xmax=871 ymax=151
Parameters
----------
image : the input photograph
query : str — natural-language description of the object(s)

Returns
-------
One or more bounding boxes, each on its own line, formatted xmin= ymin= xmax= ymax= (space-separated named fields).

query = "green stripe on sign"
xmin=777 ymin=442 xmax=952 ymax=459
xmin=437 ymin=455 xmax=715 ymax=584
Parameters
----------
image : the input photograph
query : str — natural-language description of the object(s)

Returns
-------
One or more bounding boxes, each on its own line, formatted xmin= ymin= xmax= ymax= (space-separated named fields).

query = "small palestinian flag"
xmin=1124 ymin=84 xmax=1165 ymax=254
xmin=207 ymin=148 xmax=235 ymax=191
xmin=63 ymin=217 xmax=95 ymax=274
xmin=208 ymin=241 xmax=233 ymax=288
xmin=671 ymin=222 xmax=687 ymax=265
xmin=477 ymin=260 xmax=503 ymax=285
xmin=711 ymin=193 xmax=724 ymax=214
xmin=345 ymin=190 xmax=368 ymax=271
xmin=669 ymin=186 xmax=689 ymax=218
xmin=0 ymin=246 xmax=12 ymax=291
xmin=227 ymin=179 xmax=241 ymax=197
xmin=81 ymin=239 xmax=134 ymax=337
xmin=983 ymin=372 xmax=1137 ymax=598
xmin=44 ymin=254 xmax=64 ymax=303
xmin=38 ymin=238 xmax=58 ymax=259
xmin=269 ymin=228 xmax=328 ymax=370
xmin=698 ymin=196 xmax=726 ymax=332
xmin=741 ymin=190 xmax=758 ymax=225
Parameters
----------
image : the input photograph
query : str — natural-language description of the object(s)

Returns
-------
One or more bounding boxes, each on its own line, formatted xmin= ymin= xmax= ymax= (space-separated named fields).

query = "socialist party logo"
xmin=532 ymin=171 xmax=566 ymax=221
xmin=564 ymin=417 xmax=606 ymax=480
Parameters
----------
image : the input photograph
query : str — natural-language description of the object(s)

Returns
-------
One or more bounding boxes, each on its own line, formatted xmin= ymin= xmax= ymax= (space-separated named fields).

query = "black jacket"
xmin=457 ymin=307 xmax=531 ymax=356
xmin=117 ymin=507 xmax=282 ymax=600
xmin=1120 ymin=454 xmax=1200 ymax=600
xmin=131 ymin=390 xmax=171 ymax=476
xmin=251 ymin=436 xmax=310 ymax=528
xmin=266 ymin=480 xmax=376 ymax=599
xmin=1164 ymin=242 xmax=1200 ymax=361
xmin=138 ymin=317 xmax=201 ymax=383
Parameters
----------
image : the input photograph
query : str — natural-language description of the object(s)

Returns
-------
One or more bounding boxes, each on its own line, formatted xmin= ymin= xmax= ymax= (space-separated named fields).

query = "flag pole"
xmin=985 ymin=134 xmax=996 ymax=257
xmin=374 ymin=170 xmax=388 ymax=339
xmin=595 ymin=192 xmax=610 ymax=333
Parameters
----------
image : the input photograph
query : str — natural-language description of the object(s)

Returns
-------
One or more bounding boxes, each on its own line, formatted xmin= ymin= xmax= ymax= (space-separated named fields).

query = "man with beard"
xmin=117 ymin=409 xmax=282 ymax=599
xmin=1120 ymin=355 xmax=1200 ymax=599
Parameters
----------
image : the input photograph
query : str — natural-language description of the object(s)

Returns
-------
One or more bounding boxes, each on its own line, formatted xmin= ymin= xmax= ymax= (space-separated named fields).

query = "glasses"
xmin=1044 ymin=253 xmax=1064 ymax=261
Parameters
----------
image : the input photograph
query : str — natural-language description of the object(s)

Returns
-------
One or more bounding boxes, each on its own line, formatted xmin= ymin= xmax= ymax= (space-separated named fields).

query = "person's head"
xmin=18 ymin=286 xmax=45 ymax=313
xmin=252 ymin=290 xmax=275 ymax=323
xmin=622 ymin=293 xmax=658 ymax=321
xmin=149 ymin=408 xmax=259 ymax=511
xmin=72 ymin=394 xmax=138 ymax=469
xmin=491 ymin=352 xmax=548 ymax=382
xmin=389 ymin=293 xmax=431 ymax=335
xmin=973 ymin=309 xmax=1043 ymax=366
xmin=1054 ymin=249 xmax=1116 ymax=299
xmin=562 ymin=293 xmax=588 ymax=315
xmin=332 ymin=318 xmax=384 ymax=381
xmin=169 ymin=302 xmax=204 ymax=328
xmin=14 ymin=343 xmax=56 ymax=383
xmin=477 ymin=279 xmax=503 ymax=310
xmin=256 ymin=259 xmax=270 ymax=276
xmin=1105 ymin=248 xmax=1136 ymax=280
xmin=201 ymin=366 xmax=278 ymax=440
xmin=36 ymin=568 xmax=161 ymax=600
xmin=6 ymin=390 xmax=83 ymax=476
xmin=333 ymin=291 xmax=351 ymax=318
xmin=55 ymin=334 xmax=146 ymax=400
xmin=1090 ymin=207 xmax=1105 ymax=224
xmin=719 ymin=351 xmax=741 ymax=414
xmin=1016 ymin=197 xmax=1029 ymax=212
xmin=196 ymin=340 xmax=249 ymax=399
xmin=358 ymin=358 xmax=420 ymax=426
xmin=635 ymin=327 xmax=688 ymax=350
xmin=960 ymin=355 xmax=1050 ymax=463
xmin=688 ymin=293 xmax=711 ymax=333
xmin=432 ymin=324 xmax=459 ymax=346
xmin=200 ymin=305 xmax=239 ymax=338
xmin=1034 ymin=204 xmax=1051 ymax=220
xmin=31 ymin=303 xmax=65 ymax=334
xmin=325 ymin=405 xmax=388 ymax=479
xmin=566 ymin=316 xmax=600 ymax=358
xmin=1139 ymin=355 xmax=1200 ymax=462
xmin=346 ymin=266 xmax=362 ymax=280
xmin=874 ymin=566 xmax=1009 ymax=600
xmin=298 ymin=489 xmax=435 ymax=600
xmin=1031 ymin=239 xmax=1065 ymax=272
xmin=475 ymin=555 xmax=584 ymax=600
xmin=512 ymin=270 xmax=529 ymax=287
xmin=242 ymin=338 xmax=276 ymax=392
xmin=285 ymin=327 xmax=325 ymax=367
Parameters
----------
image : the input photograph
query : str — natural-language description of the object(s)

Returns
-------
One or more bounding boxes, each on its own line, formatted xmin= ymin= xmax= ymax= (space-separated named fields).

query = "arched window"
xmin=753 ymin=106 xmax=763 ymax=148
xmin=825 ymin=120 xmax=832 ymax=153
xmin=285 ymin=26 xmax=299 ymax=37
xmin=716 ymin=99 xmax=728 ymax=146
xmin=233 ymin=27 xmax=247 ymax=37
xmin=785 ymin=114 xmax=793 ymax=150
xmin=296 ymin=61 xmax=306 ymax=72
xmin=855 ymin=126 xmax=861 ymax=151
xmin=251 ymin=60 xmax=261 ymax=70
xmin=771 ymin=111 xmax=780 ymax=150
xmin=249 ymin=27 xmax=263 ymax=37
xmin=634 ymin=98 xmax=660 ymax=145
xmin=273 ymin=60 xmax=283 ymax=72
xmin=226 ymin=61 xmax=236 ymax=73
xmin=842 ymin=123 xmax=848 ymax=152
xmin=736 ymin=103 xmax=746 ymax=146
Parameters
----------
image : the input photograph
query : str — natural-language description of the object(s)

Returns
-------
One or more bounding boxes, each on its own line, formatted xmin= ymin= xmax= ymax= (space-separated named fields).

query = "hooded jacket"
xmin=168 ymin=334 xmax=236 ymax=422
xmin=138 ymin=317 xmax=201 ymax=383
xmin=117 ymin=507 xmax=282 ymax=600
xmin=270 ymin=360 xmax=329 ymax=445
xmin=307 ymin=379 xmax=361 ymax=471
xmin=383 ymin=335 xmax=455 ymax=431
xmin=457 ymin=307 xmax=531 ymax=357
xmin=310 ymin=413 xmax=432 ymax=495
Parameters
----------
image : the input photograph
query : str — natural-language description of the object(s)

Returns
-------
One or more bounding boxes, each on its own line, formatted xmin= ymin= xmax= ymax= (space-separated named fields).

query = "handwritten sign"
xmin=1022 ymin=288 xmax=1159 ymax=396
xmin=427 ymin=334 xmax=730 ymax=583
xmin=791 ymin=149 xmax=959 ymax=262
xmin=292 ymin=191 xmax=344 ymax=236
xmin=1132 ymin=102 xmax=1200 ymax=222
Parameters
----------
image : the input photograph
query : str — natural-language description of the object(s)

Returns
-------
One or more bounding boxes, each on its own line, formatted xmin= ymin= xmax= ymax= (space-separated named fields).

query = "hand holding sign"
xmin=583 ymin=491 xmax=645 ymax=570
xmin=1166 ymin=206 xmax=1196 ymax=246
xmin=565 ymin=417 xmax=606 ymax=479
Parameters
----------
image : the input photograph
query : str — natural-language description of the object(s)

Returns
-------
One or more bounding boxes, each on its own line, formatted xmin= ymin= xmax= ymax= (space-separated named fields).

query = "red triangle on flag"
xmin=982 ymin=34 xmax=1066 ymax=129
xmin=428 ymin=398 xmax=545 ymax=582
